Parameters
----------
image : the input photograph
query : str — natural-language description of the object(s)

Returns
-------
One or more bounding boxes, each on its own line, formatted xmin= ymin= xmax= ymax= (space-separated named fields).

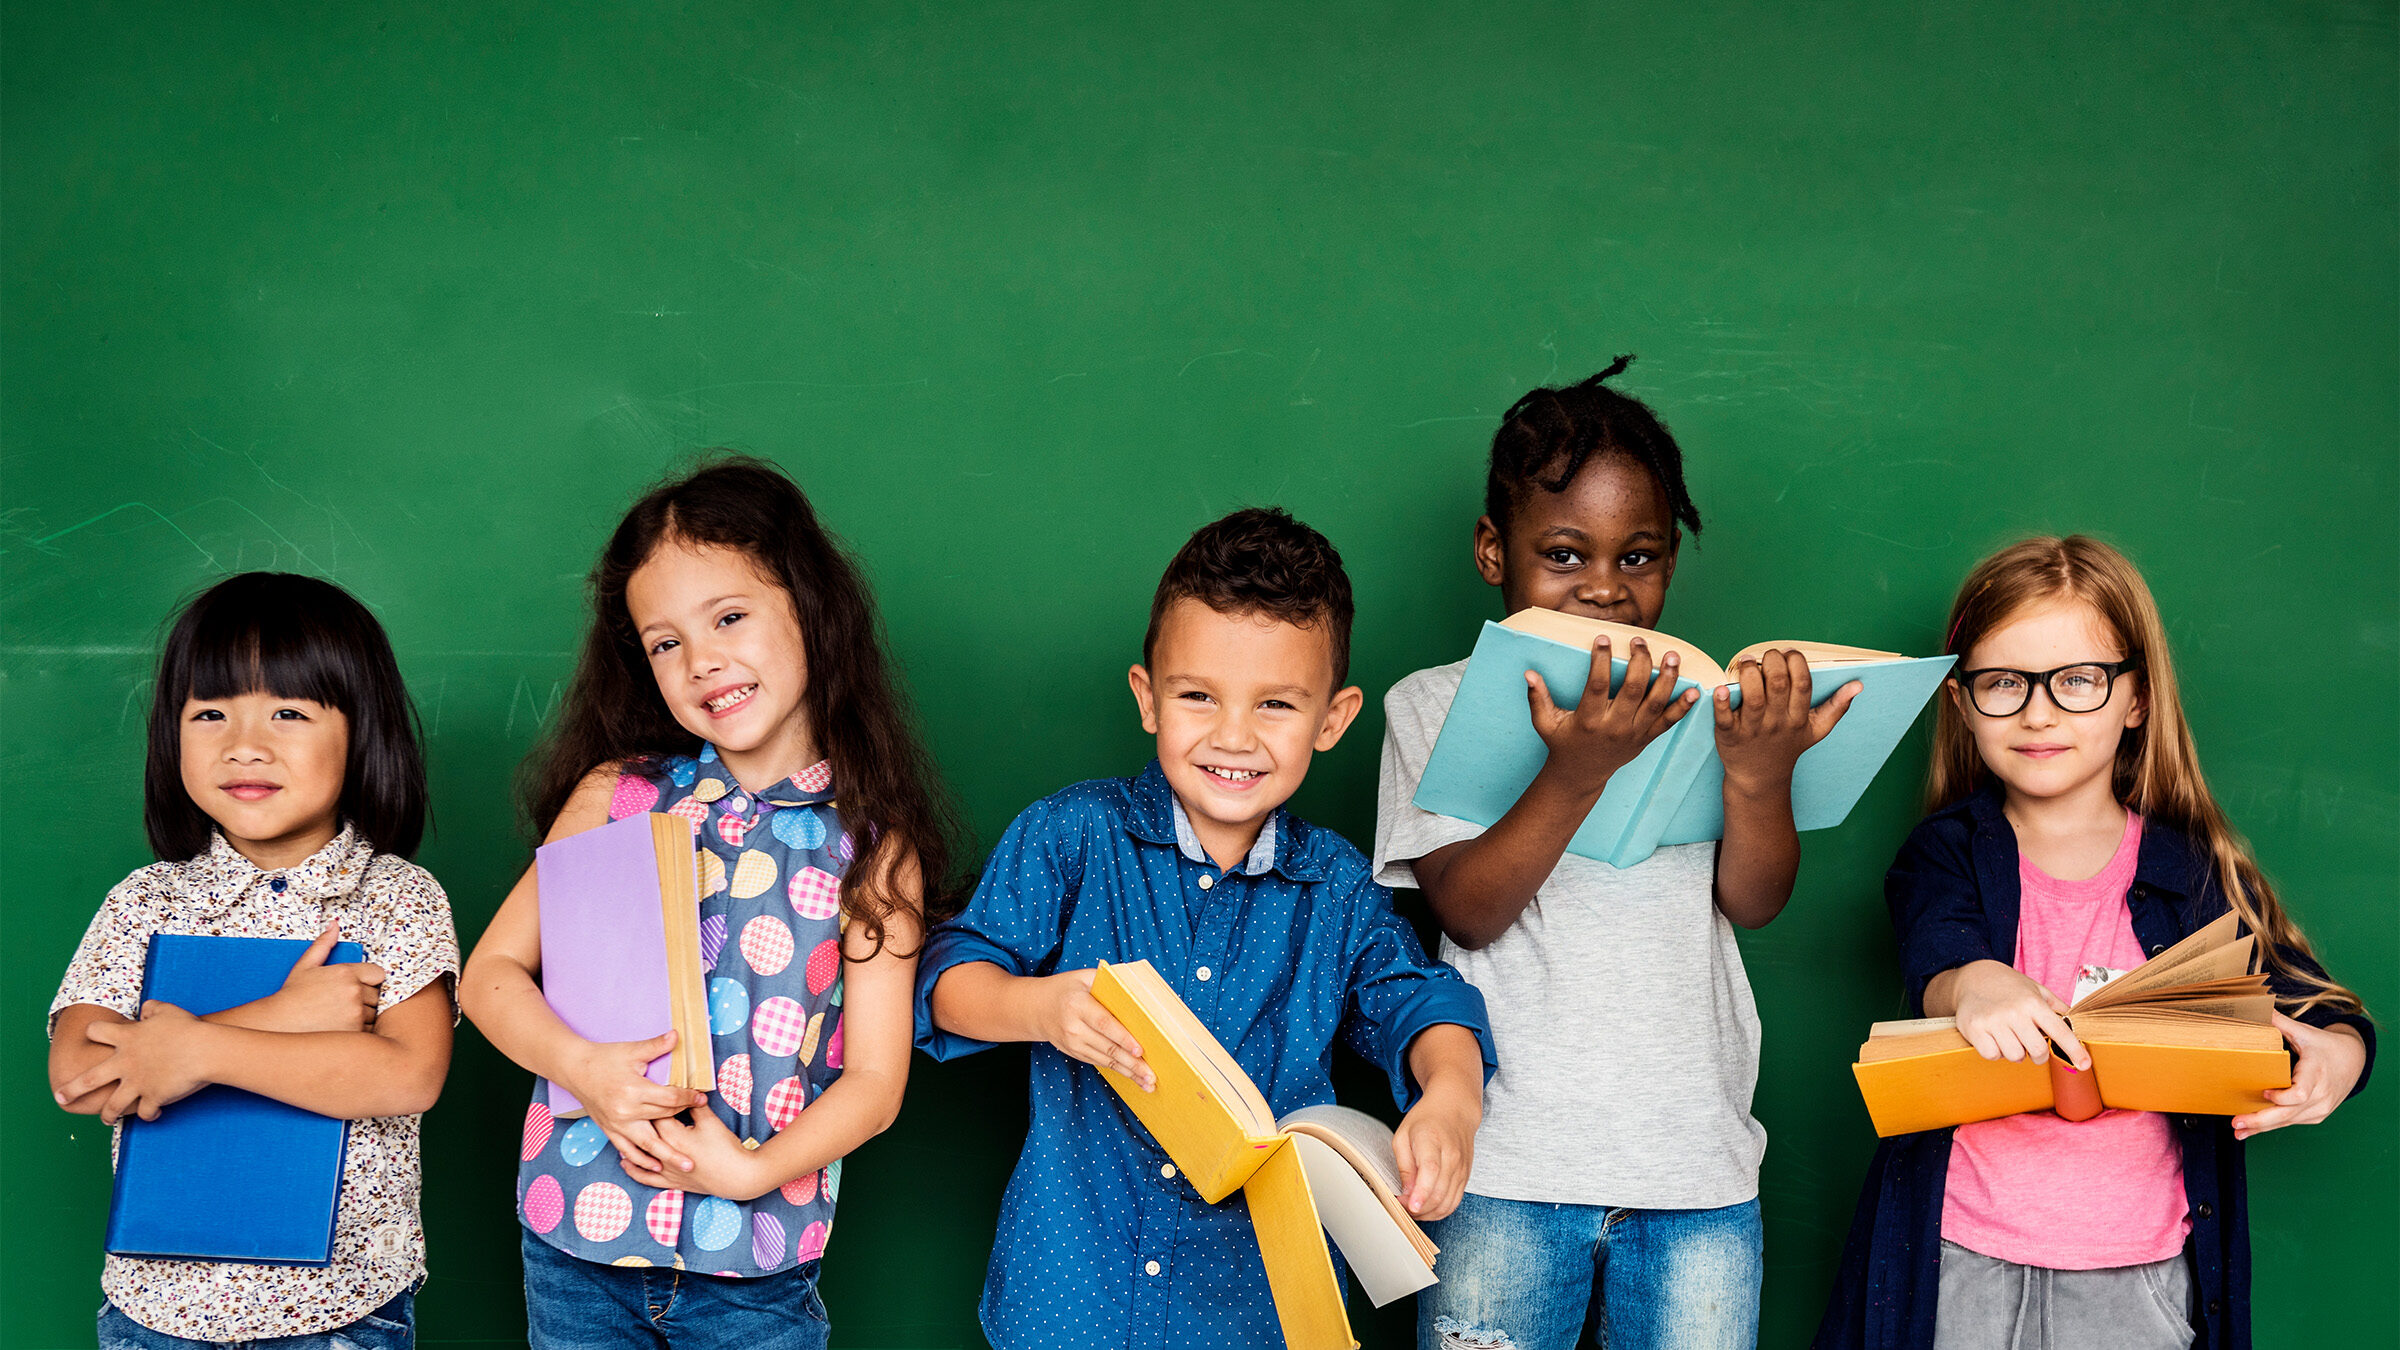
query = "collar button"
xmin=269 ymin=877 xmax=288 ymax=894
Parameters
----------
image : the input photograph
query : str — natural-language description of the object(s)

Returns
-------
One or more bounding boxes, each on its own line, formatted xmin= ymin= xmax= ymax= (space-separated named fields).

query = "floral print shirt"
xmin=515 ymin=744 xmax=851 ymax=1277
xmin=50 ymin=826 xmax=460 ymax=1340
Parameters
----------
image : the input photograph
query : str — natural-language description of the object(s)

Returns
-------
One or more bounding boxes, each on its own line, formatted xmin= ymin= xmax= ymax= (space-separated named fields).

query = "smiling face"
xmin=179 ymin=691 xmax=350 ymax=869
xmin=1128 ymin=599 xmax=1363 ymax=870
xmin=626 ymin=537 xmax=819 ymax=789
xmin=1475 ymin=455 xmax=1678 ymax=626
xmin=1954 ymin=596 xmax=2146 ymax=812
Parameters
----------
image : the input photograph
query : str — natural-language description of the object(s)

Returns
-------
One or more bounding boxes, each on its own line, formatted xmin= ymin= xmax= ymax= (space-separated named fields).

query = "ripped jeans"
xmin=1417 ymin=1193 xmax=1761 ymax=1350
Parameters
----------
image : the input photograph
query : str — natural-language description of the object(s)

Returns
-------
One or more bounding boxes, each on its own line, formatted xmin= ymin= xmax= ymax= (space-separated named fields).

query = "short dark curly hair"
xmin=1485 ymin=354 xmax=1704 ymax=544
xmin=1143 ymin=507 xmax=1355 ymax=687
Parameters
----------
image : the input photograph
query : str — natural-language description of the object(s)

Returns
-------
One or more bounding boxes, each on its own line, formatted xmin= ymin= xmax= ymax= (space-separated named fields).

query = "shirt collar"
xmin=188 ymin=823 xmax=375 ymax=913
xmin=682 ymin=742 xmax=836 ymax=810
xmin=1951 ymin=775 xmax=2210 ymax=899
xmin=1123 ymin=760 xmax=1327 ymax=882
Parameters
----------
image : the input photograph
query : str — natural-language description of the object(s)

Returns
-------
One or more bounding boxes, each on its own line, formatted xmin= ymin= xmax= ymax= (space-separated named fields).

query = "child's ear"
xmin=1472 ymin=516 xmax=1507 ymax=588
xmin=2124 ymin=675 xmax=2147 ymax=729
xmin=1313 ymin=685 xmax=1365 ymax=752
xmin=1127 ymin=665 xmax=1162 ymax=735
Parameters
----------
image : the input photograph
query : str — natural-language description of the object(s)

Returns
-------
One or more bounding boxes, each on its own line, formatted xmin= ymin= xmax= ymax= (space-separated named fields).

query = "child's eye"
xmin=271 ymin=708 xmax=310 ymax=721
xmin=189 ymin=708 xmax=225 ymax=722
xmin=1620 ymin=550 xmax=1658 ymax=569
xmin=1177 ymin=691 xmax=1214 ymax=704
xmin=1261 ymin=700 xmax=1295 ymax=711
xmin=717 ymin=611 xmax=744 ymax=628
xmin=648 ymin=637 xmax=679 ymax=658
xmin=1542 ymin=548 xmax=1586 ymax=567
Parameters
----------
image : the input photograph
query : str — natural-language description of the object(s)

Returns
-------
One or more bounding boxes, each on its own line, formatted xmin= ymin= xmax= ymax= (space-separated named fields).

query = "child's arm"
xmin=926 ymin=962 xmax=1153 ymax=1087
xmin=458 ymin=767 xmax=707 ymax=1175
xmin=1412 ymin=637 xmax=1699 ymax=949
xmin=1710 ymin=650 xmax=1861 ymax=929
xmin=619 ymin=848 xmax=928 ymax=1200
xmin=1392 ymin=1024 xmax=1484 ymax=1220
xmin=51 ymin=986 xmax=453 ymax=1121
xmin=915 ymin=791 xmax=1154 ymax=1084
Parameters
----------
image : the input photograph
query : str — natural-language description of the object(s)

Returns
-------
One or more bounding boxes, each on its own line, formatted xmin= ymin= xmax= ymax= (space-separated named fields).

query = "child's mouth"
xmin=220 ymin=781 xmax=281 ymax=801
xmin=1199 ymin=765 xmax=1265 ymax=789
xmin=2013 ymin=743 xmax=2069 ymax=759
xmin=704 ymin=684 xmax=759 ymax=717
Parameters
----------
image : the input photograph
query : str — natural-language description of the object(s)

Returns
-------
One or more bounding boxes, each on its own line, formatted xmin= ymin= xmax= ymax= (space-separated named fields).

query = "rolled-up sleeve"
xmin=2270 ymin=942 xmax=2378 ymax=1100
xmin=1337 ymin=879 xmax=1496 ymax=1111
xmin=1887 ymin=819 xmax=1996 ymax=1015
xmin=913 ymin=796 xmax=1087 ymax=1061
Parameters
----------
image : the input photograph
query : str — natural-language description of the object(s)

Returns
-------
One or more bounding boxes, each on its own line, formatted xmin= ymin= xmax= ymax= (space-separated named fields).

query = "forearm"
xmin=1420 ymin=764 xmax=1604 ymax=949
xmin=194 ymin=1023 xmax=447 ymax=1118
xmin=49 ymin=1010 xmax=129 ymax=1112
xmin=1921 ymin=963 xmax=1987 ymax=1019
xmin=1713 ymin=773 xmax=1801 ymax=929
xmin=1405 ymin=1023 xmax=1487 ymax=1108
xmin=928 ymin=961 xmax=1051 ymax=1044
xmin=734 ymin=1064 xmax=908 ymax=1197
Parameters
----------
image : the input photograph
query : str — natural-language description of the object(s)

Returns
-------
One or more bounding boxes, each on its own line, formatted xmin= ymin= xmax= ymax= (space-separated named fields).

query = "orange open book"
xmin=1088 ymin=961 xmax=1438 ymax=1350
xmin=1851 ymin=913 xmax=2290 ymax=1137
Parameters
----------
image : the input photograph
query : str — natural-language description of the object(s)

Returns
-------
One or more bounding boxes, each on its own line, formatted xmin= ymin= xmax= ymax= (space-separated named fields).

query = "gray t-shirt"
xmin=1373 ymin=661 xmax=1766 ymax=1209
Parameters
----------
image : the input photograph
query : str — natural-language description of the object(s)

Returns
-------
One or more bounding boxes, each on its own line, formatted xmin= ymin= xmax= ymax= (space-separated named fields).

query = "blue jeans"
xmin=99 ymin=1289 xmax=413 ymax=1350
xmin=1418 ymin=1193 xmax=1762 ymax=1350
xmin=521 ymin=1229 xmax=830 ymax=1350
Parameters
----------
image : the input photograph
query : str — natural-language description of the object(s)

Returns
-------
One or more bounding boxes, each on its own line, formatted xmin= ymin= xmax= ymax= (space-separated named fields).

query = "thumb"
xmin=1809 ymin=681 xmax=1863 ymax=738
xmin=291 ymin=922 xmax=340 ymax=972
xmin=1391 ymin=1119 xmax=1419 ymax=1197
xmin=635 ymin=1027 xmax=679 ymax=1060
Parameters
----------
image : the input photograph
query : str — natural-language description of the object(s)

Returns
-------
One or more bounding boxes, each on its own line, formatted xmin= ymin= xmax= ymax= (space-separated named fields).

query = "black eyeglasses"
xmin=1953 ymin=659 xmax=2140 ymax=718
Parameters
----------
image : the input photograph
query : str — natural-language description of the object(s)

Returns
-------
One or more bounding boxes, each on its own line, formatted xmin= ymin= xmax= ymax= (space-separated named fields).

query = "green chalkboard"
xmin=5 ymin=3 xmax=2392 ymax=1347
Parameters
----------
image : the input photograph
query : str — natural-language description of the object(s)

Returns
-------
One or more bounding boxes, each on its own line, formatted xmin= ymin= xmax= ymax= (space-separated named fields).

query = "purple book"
xmin=536 ymin=812 xmax=708 ymax=1117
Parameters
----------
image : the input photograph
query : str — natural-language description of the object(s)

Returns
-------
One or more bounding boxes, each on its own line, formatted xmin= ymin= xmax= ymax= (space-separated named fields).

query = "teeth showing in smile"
xmin=1203 ymin=766 xmax=1263 ymax=783
xmin=705 ymin=685 xmax=757 ymax=714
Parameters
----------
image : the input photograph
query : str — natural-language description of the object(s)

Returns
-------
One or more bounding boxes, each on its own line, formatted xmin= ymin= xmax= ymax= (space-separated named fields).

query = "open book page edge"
xmin=1724 ymin=639 xmax=1905 ymax=669
xmin=1286 ymin=1133 xmax=1438 ymax=1306
xmin=652 ymin=814 xmax=715 ymax=1093
xmin=2077 ymin=913 xmax=2244 ymax=1007
xmin=1276 ymin=1108 xmax=1437 ymax=1264
xmin=1497 ymin=610 xmax=1729 ymax=689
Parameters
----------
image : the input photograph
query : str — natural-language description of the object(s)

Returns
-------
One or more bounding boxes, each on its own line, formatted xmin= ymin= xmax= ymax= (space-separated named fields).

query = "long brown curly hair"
xmin=521 ymin=454 xmax=963 ymax=947
xmin=1930 ymin=535 xmax=2360 ymax=1015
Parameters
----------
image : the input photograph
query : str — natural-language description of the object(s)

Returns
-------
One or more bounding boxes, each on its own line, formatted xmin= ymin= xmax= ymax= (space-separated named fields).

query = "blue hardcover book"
xmin=104 ymin=934 xmax=363 ymax=1265
xmin=1414 ymin=610 xmax=1955 ymax=868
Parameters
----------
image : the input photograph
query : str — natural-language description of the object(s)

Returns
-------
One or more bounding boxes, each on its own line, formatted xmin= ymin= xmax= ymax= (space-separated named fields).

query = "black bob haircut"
xmin=1484 ymin=354 xmax=1704 ymax=544
xmin=1143 ymin=507 xmax=1356 ymax=688
xmin=145 ymin=572 xmax=429 ymax=862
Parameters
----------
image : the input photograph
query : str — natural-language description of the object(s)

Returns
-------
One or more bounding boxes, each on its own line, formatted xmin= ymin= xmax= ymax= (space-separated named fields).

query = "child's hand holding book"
xmin=1524 ymin=636 xmax=1700 ymax=797
xmin=1938 ymin=959 xmax=2091 ymax=1072
xmin=558 ymin=1027 xmax=707 ymax=1174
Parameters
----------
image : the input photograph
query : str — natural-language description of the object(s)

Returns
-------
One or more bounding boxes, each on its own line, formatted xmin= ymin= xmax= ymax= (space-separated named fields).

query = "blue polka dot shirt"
xmin=915 ymin=761 xmax=1495 ymax=1349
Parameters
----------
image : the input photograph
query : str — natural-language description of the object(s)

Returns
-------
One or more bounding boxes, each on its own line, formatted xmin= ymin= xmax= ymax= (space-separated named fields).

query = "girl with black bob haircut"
xmin=144 ymin=572 xmax=429 ymax=860
xmin=53 ymin=571 xmax=459 ymax=1348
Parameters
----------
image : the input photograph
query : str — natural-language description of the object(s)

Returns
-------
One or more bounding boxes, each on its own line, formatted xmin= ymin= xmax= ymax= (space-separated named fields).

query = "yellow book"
xmin=1851 ymin=914 xmax=2291 ymax=1137
xmin=1089 ymin=961 xmax=1440 ymax=1350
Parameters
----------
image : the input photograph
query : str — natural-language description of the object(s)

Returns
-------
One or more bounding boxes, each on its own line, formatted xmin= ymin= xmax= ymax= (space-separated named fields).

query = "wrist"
xmin=1528 ymin=758 xmax=1615 ymax=808
xmin=1720 ymin=764 xmax=1795 ymax=802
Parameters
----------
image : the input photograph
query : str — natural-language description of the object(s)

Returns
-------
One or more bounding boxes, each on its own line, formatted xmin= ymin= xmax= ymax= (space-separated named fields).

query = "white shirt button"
xmin=1145 ymin=1260 xmax=1162 ymax=1276
xmin=1161 ymin=1163 xmax=1177 ymax=1179
xmin=1195 ymin=966 xmax=1213 ymax=982
xmin=1197 ymin=874 xmax=1214 ymax=891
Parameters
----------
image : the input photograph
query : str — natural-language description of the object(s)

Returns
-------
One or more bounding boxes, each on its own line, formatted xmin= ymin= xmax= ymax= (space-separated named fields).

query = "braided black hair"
xmin=1483 ymin=355 xmax=1703 ymax=543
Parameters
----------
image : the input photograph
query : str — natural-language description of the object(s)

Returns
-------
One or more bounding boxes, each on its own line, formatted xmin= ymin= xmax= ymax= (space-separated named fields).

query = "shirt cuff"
xmin=1378 ymin=980 xmax=1496 ymax=1111
xmin=1372 ymin=813 xmax=1485 ymax=891
xmin=912 ymin=927 xmax=1025 ymax=1062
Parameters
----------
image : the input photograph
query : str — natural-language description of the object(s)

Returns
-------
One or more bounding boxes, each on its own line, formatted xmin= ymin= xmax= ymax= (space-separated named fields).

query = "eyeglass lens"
xmin=1968 ymin=666 xmax=2115 ymax=716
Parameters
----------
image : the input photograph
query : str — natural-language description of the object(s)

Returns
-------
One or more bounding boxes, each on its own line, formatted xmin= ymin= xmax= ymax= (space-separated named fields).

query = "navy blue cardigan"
xmin=1813 ymin=783 xmax=2376 ymax=1350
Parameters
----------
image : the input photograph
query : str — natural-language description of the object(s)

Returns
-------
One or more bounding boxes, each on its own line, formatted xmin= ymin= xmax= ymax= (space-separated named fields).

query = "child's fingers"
xmin=612 ymin=1119 xmax=687 ymax=1173
xmin=1734 ymin=659 xmax=1768 ymax=722
xmin=59 ymin=1058 xmax=125 ymax=1104
xmin=1613 ymin=640 xmax=1655 ymax=714
xmin=1582 ymin=637 xmax=1615 ymax=701
xmin=1809 ymin=681 xmax=1863 ymax=739
xmin=1712 ymin=684 xmax=1735 ymax=731
xmin=86 ymin=1020 xmax=127 ymax=1047
xmin=2031 ymin=1006 xmax=2087 ymax=1071
xmin=1391 ymin=1119 xmax=1419 ymax=1202
xmin=1760 ymin=649 xmax=1793 ymax=709
xmin=289 ymin=923 xmax=341 ymax=973
xmin=1657 ymin=687 xmax=1702 ymax=730
xmin=1636 ymin=654 xmax=1684 ymax=719
xmin=1524 ymin=670 xmax=1564 ymax=726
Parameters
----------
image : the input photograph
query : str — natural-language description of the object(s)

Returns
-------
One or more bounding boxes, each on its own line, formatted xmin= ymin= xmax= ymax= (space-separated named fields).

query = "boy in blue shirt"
xmin=916 ymin=507 xmax=1495 ymax=1349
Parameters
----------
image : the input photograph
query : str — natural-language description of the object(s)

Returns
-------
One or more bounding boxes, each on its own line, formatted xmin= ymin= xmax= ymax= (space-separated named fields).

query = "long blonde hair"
xmin=1931 ymin=535 xmax=2362 ymax=1016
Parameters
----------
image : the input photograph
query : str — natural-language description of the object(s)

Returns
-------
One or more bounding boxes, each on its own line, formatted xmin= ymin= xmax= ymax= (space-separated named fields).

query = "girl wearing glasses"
xmin=1816 ymin=535 xmax=2374 ymax=1350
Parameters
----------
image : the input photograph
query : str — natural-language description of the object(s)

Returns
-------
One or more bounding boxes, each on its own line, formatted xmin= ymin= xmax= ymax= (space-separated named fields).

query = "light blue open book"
xmin=1413 ymin=610 xmax=1955 ymax=869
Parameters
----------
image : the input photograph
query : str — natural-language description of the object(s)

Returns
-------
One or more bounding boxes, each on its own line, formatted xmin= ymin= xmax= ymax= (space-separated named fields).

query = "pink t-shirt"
xmin=1940 ymin=810 xmax=2191 ymax=1269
